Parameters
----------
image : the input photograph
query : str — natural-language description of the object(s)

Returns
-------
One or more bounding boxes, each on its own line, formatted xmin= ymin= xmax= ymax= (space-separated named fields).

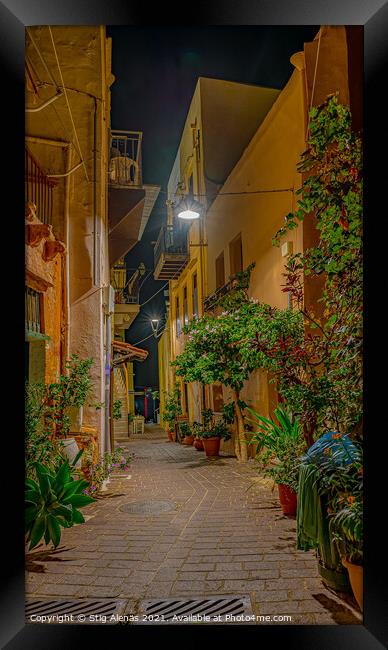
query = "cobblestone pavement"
xmin=26 ymin=426 xmax=362 ymax=625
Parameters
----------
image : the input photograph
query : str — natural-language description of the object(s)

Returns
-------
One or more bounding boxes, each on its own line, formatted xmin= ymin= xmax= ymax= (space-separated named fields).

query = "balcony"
xmin=108 ymin=130 xmax=160 ymax=265
xmin=109 ymin=130 xmax=143 ymax=188
xmin=154 ymin=225 xmax=189 ymax=280
xmin=203 ymin=275 xmax=239 ymax=312
xmin=111 ymin=263 xmax=142 ymax=334
xmin=25 ymin=147 xmax=58 ymax=226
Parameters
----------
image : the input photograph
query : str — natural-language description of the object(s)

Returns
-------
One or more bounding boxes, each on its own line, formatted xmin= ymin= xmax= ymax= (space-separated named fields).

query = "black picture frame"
xmin=1 ymin=0 xmax=387 ymax=647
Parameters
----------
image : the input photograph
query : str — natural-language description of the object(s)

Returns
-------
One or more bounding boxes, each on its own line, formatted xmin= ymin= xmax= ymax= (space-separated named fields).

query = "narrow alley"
xmin=26 ymin=427 xmax=361 ymax=625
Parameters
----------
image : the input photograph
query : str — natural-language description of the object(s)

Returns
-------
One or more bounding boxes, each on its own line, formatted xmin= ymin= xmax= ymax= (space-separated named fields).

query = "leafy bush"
xmin=25 ymin=355 xmax=94 ymax=479
xmin=179 ymin=422 xmax=192 ymax=438
xmin=112 ymin=400 xmax=122 ymax=420
xmin=83 ymin=446 xmax=133 ymax=495
xmin=161 ymin=384 xmax=182 ymax=430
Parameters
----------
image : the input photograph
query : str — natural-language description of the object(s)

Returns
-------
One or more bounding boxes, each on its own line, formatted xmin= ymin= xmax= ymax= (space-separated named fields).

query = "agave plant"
xmin=25 ymin=450 xmax=95 ymax=550
xmin=247 ymin=404 xmax=305 ymax=491
xmin=247 ymin=403 xmax=302 ymax=454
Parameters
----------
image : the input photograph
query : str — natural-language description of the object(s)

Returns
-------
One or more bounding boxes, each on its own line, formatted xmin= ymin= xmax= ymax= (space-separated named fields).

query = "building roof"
xmin=112 ymin=340 xmax=149 ymax=364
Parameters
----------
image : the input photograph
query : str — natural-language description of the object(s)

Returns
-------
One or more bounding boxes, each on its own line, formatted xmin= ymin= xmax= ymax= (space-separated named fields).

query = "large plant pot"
xmin=61 ymin=437 xmax=82 ymax=468
xmin=277 ymin=484 xmax=297 ymax=516
xmin=182 ymin=435 xmax=194 ymax=446
xmin=194 ymin=438 xmax=204 ymax=451
xmin=203 ymin=437 xmax=220 ymax=457
xmin=342 ymin=557 xmax=363 ymax=611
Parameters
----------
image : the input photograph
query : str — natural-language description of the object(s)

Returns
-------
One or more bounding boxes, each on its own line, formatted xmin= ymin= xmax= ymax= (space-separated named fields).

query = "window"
xmin=212 ymin=383 xmax=224 ymax=413
xmin=229 ymin=234 xmax=243 ymax=276
xmin=183 ymin=383 xmax=189 ymax=415
xmin=183 ymin=286 xmax=189 ymax=326
xmin=192 ymin=273 xmax=198 ymax=318
xmin=25 ymin=286 xmax=42 ymax=333
xmin=215 ymin=252 xmax=225 ymax=289
xmin=176 ymin=296 xmax=181 ymax=337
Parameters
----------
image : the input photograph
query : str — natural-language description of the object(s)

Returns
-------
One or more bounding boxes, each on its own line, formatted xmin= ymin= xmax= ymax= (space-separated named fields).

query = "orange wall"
xmin=26 ymin=223 xmax=64 ymax=384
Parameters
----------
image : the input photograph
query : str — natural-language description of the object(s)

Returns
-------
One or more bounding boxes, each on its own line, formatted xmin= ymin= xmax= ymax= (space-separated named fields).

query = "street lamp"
xmin=150 ymin=318 xmax=159 ymax=337
xmin=174 ymin=196 xmax=203 ymax=220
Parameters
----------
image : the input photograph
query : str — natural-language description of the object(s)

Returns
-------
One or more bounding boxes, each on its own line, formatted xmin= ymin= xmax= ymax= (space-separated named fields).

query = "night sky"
xmin=106 ymin=26 xmax=318 ymax=393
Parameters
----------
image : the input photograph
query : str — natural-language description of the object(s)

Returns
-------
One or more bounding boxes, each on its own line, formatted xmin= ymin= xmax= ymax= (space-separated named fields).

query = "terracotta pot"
xmin=277 ymin=483 xmax=297 ymax=516
xmin=182 ymin=435 xmax=194 ymax=445
xmin=194 ymin=438 xmax=204 ymax=451
xmin=168 ymin=431 xmax=174 ymax=442
xmin=342 ymin=557 xmax=363 ymax=611
xmin=203 ymin=436 xmax=220 ymax=457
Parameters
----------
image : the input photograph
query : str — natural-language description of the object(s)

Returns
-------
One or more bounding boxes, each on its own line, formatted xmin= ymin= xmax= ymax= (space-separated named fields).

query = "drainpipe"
xmin=93 ymin=95 xmax=99 ymax=287
xmin=64 ymin=145 xmax=72 ymax=368
xmin=104 ymin=313 xmax=112 ymax=455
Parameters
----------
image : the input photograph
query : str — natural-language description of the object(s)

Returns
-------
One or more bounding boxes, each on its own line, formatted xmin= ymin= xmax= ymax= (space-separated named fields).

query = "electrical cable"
xmin=48 ymin=26 xmax=89 ymax=182
xmin=306 ymin=27 xmax=322 ymax=141
xmin=158 ymin=186 xmax=294 ymax=198
xmin=132 ymin=322 xmax=167 ymax=347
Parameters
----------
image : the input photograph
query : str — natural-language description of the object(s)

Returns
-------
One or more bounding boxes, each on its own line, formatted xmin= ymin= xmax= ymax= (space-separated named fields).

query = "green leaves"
xmin=25 ymin=459 xmax=95 ymax=550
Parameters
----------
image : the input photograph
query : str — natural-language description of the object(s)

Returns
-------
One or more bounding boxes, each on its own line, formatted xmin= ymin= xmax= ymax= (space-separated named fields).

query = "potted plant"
xmin=180 ymin=421 xmax=194 ymax=445
xmin=192 ymin=422 xmax=204 ymax=450
xmin=161 ymin=385 xmax=182 ymax=441
xmin=330 ymin=495 xmax=363 ymax=610
xmin=200 ymin=409 xmax=232 ymax=458
xmin=248 ymin=404 xmax=305 ymax=516
xmin=312 ymin=440 xmax=363 ymax=609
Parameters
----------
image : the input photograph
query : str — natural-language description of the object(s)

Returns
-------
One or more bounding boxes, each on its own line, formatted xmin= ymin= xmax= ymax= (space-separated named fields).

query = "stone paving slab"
xmin=26 ymin=425 xmax=362 ymax=626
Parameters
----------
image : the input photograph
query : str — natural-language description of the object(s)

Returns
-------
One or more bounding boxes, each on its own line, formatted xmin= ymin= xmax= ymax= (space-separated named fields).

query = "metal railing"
xmin=112 ymin=269 xmax=141 ymax=305
xmin=109 ymin=130 xmax=143 ymax=187
xmin=154 ymin=225 xmax=189 ymax=267
xmin=203 ymin=274 xmax=239 ymax=312
xmin=25 ymin=286 xmax=41 ymax=333
xmin=25 ymin=147 xmax=57 ymax=225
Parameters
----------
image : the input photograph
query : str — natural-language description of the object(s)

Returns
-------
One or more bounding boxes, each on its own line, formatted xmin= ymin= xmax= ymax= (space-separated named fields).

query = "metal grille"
xmin=138 ymin=596 xmax=253 ymax=623
xmin=26 ymin=599 xmax=127 ymax=624
xmin=120 ymin=499 xmax=176 ymax=515
xmin=25 ymin=286 xmax=41 ymax=333
xmin=25 ymin=146 xmax=57 ymax=225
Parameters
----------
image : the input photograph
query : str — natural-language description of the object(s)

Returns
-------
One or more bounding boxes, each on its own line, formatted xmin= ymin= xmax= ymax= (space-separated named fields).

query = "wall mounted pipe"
xmin=26 ymin=90 xmax=63 ymax=113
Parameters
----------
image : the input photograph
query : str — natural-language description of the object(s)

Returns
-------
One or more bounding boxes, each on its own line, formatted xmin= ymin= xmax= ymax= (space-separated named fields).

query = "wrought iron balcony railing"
xmin=25 ymin=147 xmax=58 ymax=225
xmin=203 ymin=274 xmax=239 ymax=312
xmin=109 ymin=130 xmax=143 ymax=187
xmin=111 ymin=264 xmax=141 ymax=305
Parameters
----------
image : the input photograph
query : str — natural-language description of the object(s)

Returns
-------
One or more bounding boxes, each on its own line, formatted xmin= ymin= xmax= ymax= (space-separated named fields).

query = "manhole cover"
xmin=26 ymin=599 xmax=127 ymax=624
xmin=119 ymin=499 xmax=176 ymax=515
xmin=137 ymin=596 xmax=254 ymax=624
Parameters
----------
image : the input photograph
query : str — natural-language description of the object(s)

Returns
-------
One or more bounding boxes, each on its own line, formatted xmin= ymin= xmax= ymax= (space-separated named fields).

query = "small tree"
xmin=173 ymin=265 xmax=283 ymax=462
xmin=161 ymin=384 xmax=182 ymax=432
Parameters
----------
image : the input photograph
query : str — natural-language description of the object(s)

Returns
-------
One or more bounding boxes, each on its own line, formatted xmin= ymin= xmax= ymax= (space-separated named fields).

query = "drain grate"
xmin=119 ymin=499 xmax=176 ymax=515
xmin=138 ymin=596 xmax=253 ymax=624
xmin=26 ymin=598 xmax=127 ymax=624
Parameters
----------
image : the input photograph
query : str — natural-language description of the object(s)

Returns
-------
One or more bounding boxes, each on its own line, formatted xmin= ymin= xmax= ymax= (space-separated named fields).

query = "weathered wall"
xmin=25 ymin=217 xmax=64 ymax=384
xmin=25 ymin=26 xmax=113 ymax=450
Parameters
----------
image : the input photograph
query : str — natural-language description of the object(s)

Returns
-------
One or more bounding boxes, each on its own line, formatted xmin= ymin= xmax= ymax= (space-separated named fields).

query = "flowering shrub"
xmin=250 ymin=95 xmax=362 ymax=445
xmin=83 ymin=446 xmax=133 ymax=495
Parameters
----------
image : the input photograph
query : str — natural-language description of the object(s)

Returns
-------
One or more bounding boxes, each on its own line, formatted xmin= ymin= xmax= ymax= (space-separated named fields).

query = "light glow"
xmin=177 ymin=208 xmax=200 ymax=220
